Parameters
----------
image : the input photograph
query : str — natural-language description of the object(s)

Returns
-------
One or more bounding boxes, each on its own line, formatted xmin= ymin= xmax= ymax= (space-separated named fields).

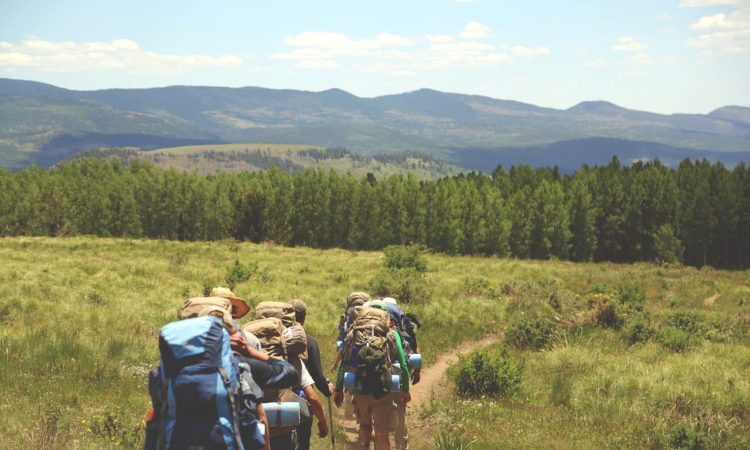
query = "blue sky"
xmin=2 ymin=0 xmax=748 ymax=114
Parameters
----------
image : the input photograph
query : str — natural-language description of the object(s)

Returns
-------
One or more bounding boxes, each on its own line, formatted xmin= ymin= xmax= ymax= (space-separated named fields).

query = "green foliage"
xmin=367 ymin=268 xmax=430 ymax=304
xmin=224 ymin=259 xmax=256 ymax=289
xmin=654 ymin=224 xmax=685 ymax=264
xmin=665 ymin=311 xmax=706 ymax=335
xmin=658 ymin=326 xmax=700 ymax=352
xmin=432 ymin=430 xmax=477 ymax=450
xmin=616 ymin=282 xmax=646 ymax=311
xmin=383 ymin=244 xmax=428 ymax=272
xmin=451 ymin=347 xmax=523 ymax=398
xmin=505 ymin=317 xmax=559 ymax=350
xmin=667 ymin=424 xmax=707 ymax=450
xmin=625 ymin=316 xmax=655 ymax=345
xmin=86 ymin=406 xmax=142 ymax=448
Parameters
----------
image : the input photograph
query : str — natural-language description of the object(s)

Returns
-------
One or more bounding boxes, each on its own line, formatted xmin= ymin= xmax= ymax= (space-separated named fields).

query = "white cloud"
xmin=511 ymin=46 xmax=551 ymax=57
xmin=632 ymin=53 xmax=656 ymax=65
xmin=459 ymin=22 xmax=494 ymax=39
xmin=0 ymin=38 xmax=246 ymax=73
xmin=686 ymin=8 xmax=750 ymax=54
xmin=613 ymin=37 xmax=650 ymax=51
xmin=680 ymin=0 xmax=750 ymax=7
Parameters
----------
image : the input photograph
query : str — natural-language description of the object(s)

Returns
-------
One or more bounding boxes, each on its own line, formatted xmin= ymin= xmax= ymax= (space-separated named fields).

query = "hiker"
xmin=330 ymin=292 xmax=372 ymax=421
xmin=288 ymin=299 xmax=334 ymax=450
xmin=144 ymin=295 xmax=301 ymax=450
xmin=245 ymin=301 xmax=329 ymax=449
xmin=382 ymin=297 xmax=421 ymax=450
xmin=333 ymin=300 xmax=411 ymax=450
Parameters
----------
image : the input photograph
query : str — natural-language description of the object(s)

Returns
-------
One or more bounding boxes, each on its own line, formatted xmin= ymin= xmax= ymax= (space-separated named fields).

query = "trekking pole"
xmin=327 ymin=396 xmax=336 ymax=450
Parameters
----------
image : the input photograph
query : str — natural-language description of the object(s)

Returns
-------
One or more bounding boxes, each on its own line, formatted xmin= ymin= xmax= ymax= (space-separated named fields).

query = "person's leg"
xmin=374 ymin=430 xmax=391 ymax=450
xmin=296 ymin=420 xmax=312 ymax=450
xmin=394 ymin=399 xmax=408 ymax=450
xmin=371 ymin=394 xmax=397 ymax=450
xmin=359 ymin=423 xmax=374 ymax=447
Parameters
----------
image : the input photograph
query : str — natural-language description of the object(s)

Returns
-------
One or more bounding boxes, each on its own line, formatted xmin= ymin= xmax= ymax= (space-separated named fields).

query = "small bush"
xmin=625 ymin=316 xmax=655 ymax=345
xmin=383 ymin=244 xmax=428 ymax=272
xmin=594 ymin=302 xmax=625 ymax=330
xmin=432 ymin=430 xmax=477 ymax=450
xmin=451 ymin=347 xmax=523 ymax=398
xmin=665 ymin=311 xmax=705 ymax=335
xmin=224 ymin=259 xmax=256 ymax=289
xmin=658 ymin=326 xmax=700 ymax=352
xmin=617 ymin=282 xmax=645 ymax=311
xmin=368 ymin=268 xmax=430 ymax=304
xmin=505 ymin=317 xmax=559 ymax=350
xmin=667 ymin=424 xmax=707 ymax=450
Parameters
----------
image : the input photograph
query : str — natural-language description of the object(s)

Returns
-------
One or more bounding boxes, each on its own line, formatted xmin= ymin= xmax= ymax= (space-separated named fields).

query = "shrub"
xmin=665 ymin=311 xmax=705 ymax=335
xmin=383 ymin=244 xmax=428 ymax=272
xmin=594 ymin=301 xmax=625 ymax=329
xmin=658 ymin=326 xmax=700 ymax=352
xmin=617 ymin=282 xmax=646 ymax=311
xmin=367 ymin=268 xmax=430 ymax=304
xmin=432 ymin=430 xmax=477 ymax=450
xmin=451 ymin=347 xmax=523 ymax=398
xmin=625 ymin=316 xmax=655 ymax=345
xmin=667 ymin=424 xmax=707 ymax=450
xmin=505 ymin=317 xmax=559 ymax=350
xmin=224 ymin=259 xmax=256 ymax=289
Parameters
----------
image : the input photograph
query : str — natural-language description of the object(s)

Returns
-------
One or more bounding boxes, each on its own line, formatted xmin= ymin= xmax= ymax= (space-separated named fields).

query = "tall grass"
xmin=0 ymin=237 xmax=748 ymax=448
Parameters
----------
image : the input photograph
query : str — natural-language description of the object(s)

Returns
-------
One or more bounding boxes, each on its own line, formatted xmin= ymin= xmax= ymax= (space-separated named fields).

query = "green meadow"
xmin=0 ymin=236 xmax=748 ymax=449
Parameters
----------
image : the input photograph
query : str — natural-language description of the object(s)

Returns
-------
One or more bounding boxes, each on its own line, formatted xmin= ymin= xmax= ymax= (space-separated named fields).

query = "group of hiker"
xmin=144 ymin=288 xmax=422 ymax=450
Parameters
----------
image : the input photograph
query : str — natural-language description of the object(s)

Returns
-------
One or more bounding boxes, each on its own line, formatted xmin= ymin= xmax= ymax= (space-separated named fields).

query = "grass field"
xmin=0 ymin=237 xmax=748 ymax=449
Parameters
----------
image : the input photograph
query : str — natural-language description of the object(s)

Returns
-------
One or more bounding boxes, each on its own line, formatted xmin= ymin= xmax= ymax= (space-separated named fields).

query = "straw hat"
xmin=210 ymin=287 xmax=251 ymax=319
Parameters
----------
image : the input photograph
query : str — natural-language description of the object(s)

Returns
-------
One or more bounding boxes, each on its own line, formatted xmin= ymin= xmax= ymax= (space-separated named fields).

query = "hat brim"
xmin=229 ymin=297 xmax=251 ymax=318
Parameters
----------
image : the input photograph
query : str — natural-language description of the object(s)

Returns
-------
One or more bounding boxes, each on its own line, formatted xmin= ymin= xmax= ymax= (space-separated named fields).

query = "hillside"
xmin=69 ymin=144 xmax=464 ymax=179
xmin=1 ymin=78 xmax=749 ymax=171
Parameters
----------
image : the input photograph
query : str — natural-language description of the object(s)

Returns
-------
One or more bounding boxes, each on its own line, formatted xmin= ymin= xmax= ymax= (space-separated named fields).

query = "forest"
xmin=0 ymin=156 xmax=748 ymax=269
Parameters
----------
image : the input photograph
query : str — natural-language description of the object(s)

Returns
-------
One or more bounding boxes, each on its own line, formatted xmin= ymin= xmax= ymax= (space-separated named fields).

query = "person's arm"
xmin=305 ymin=335 xmax=332 ymax=397
xmin=240 ymin=356 xmax=300 ymax=390
xmin=230 ymin=332 xmax=271 ymax=362
xmin=330 ymin=348 xmax=343 ymax=372
xmin=255 ymin=403 xmax=271 ymax=450
xmin=411 ymin=345 xmax=421 ymax=384
xmin=303 ymin=384 xmax=329 ymax=438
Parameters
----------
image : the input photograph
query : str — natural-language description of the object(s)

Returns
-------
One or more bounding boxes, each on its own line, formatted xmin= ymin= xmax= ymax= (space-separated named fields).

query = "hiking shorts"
xmin=353 ymin=393 xmax=397 ymax=432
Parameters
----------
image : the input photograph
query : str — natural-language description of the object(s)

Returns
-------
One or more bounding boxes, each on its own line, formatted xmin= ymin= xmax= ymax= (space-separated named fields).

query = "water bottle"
xmin=408 ymin=353 xmax=422 ymax=370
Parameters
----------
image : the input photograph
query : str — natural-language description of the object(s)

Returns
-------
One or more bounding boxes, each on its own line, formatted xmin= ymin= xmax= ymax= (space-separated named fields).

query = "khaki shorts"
xmin=354 ymin=393 xmax=397 ymax=432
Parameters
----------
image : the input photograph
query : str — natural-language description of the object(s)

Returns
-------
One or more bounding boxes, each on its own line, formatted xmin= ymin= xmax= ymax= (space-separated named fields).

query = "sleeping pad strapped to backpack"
xmin=153 ymin=315 xmax=263 ymax=450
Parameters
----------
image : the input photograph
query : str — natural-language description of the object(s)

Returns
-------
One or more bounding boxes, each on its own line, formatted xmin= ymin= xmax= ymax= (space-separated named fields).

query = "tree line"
xmin=0 ymin=157 xmax=748 ymax=268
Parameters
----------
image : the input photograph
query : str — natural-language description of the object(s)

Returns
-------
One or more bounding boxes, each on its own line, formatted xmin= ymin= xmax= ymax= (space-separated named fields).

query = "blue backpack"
xmin=155 ymin=316 xmax=248 ymax=450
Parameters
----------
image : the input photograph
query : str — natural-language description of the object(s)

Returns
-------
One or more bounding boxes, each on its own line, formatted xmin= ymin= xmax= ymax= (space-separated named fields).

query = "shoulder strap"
xmin=219 ymin=366 xmax=245 ymax=450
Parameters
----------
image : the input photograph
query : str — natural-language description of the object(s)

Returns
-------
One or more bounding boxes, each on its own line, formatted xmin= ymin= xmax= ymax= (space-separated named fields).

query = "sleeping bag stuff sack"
xmin=157 ymin=316 xmax=244 ymax=450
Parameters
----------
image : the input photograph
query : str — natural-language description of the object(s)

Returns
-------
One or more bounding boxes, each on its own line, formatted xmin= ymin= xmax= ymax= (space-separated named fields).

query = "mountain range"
xmin=1 ymin=77 xmax=748 ymax=172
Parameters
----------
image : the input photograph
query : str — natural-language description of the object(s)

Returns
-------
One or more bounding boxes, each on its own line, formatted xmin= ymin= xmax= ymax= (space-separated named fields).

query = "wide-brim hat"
xmin=210 ymin=287 xmax=251 ymax=319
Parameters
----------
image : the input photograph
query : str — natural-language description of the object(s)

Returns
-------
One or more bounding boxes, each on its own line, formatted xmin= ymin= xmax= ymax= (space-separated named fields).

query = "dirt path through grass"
xmin=333 ymin=333 xmax=502 ymax=449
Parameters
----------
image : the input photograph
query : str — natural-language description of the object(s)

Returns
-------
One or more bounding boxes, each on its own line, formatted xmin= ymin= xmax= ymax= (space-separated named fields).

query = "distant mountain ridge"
xmin=0 ymin=78 xmax=748 ymax=171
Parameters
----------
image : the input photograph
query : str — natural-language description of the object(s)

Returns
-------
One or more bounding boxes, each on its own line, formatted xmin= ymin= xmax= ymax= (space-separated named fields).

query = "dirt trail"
xmin=333 ymin=333 xmax=502 ymax=449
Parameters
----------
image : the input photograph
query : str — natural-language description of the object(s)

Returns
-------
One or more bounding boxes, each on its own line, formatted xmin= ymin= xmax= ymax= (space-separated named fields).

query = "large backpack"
xmin=385 ymin=304 xmax=420 ymax=355
xmin=155 ymin=316 xmax=248 ymax=450
xmin=241 ymin=318 xmax=310 ymax=437
xmin=337 ymin=292 xmax=371 ymax=338
xmin=253 ymin=301 xmax=296 ymax=328
xmin=342 ymin=306 xmax=395 ymax=399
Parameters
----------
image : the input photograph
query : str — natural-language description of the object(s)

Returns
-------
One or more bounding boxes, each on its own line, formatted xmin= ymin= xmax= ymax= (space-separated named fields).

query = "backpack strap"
xmin=219 ymin=366 xmax=245 ymax=450
xmin=156 ymin=378 xmax=168 ymax=450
